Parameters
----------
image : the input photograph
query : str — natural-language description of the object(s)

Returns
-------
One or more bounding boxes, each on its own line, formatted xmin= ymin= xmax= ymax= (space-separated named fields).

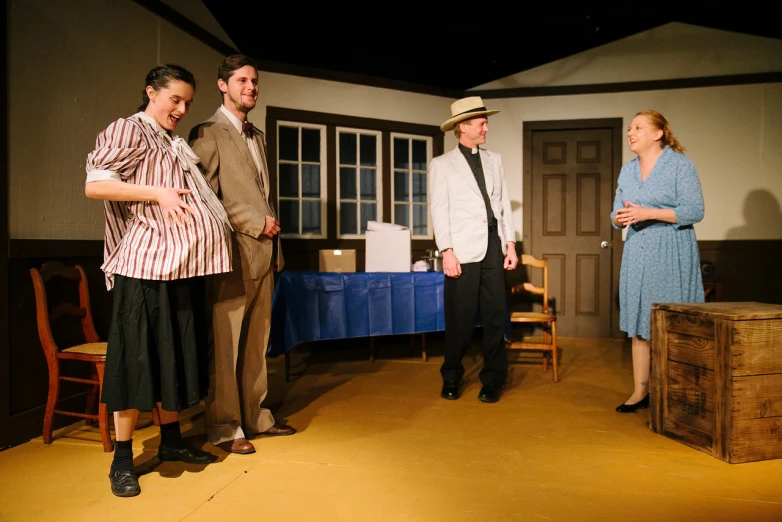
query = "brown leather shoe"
xmin=216 ymin=438 xmax=256 ymax=454
xmin=261 ymin=423 xmax=296 ymax=436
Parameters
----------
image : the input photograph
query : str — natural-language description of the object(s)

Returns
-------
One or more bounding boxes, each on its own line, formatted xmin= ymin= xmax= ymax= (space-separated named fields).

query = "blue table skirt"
xmin=269 ymin=272 xmax=446 ymax=357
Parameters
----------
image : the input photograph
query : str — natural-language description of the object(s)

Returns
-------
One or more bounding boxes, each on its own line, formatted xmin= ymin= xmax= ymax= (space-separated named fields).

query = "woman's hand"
xmin=156 ymin=187 xmax=195 ymax=227
xmin=615 ymin=201 xmax=651 ymax=227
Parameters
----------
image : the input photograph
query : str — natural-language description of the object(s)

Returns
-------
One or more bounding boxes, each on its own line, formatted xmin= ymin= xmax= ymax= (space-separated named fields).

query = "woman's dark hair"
xmin=138 ymin=64 xmax=196 ymax=111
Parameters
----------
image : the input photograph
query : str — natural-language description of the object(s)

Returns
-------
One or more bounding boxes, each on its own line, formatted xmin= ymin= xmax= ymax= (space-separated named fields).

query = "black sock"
xmin=111 ymin=439 xmax=134 ymax=473
xmin=160 ymin=421 xmax=185 ymax=448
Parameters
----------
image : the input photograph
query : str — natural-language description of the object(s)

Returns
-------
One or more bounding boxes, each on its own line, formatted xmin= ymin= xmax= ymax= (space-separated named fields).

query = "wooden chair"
xmin=505 ymin=254 xmax=559 ymax=382
xmin=29 ymin=262 xmax=114 ymax=451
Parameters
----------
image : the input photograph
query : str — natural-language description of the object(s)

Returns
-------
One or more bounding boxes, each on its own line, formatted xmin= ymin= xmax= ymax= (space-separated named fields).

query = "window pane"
xmin=301 ymin=164 xmax=320 ymax=198
xmin=393 ymin=138 xmax=409 ymax=169
xmin=360 ymin=168 xmax=376 ymax=199
xmin=394 ymin=171 xmax=408 ymax=202
xmin=301 ymin=128 xmax=320 ymax=163
xmin=339 ymin=132 xmax=357 ymax=166
xmin=279 ymin=200 xmax=299 ymax=233
xmin=340 ymin=202 xmax=357 ymax=235
xmin=340 ymin=167 xmax=357 ymax=200
xmin=359 ymin=134 xmax=376 ymax=167
xmin=394 ymin=203 xmax=409 ymax=227
xmin=412 ymin=139 xmax=427 ymax=171
xmin=279 ymin=126 xmax=298 ymax=161
xmin=413 ymin=204 xmax=427 ymax=236
xmin=360 ymin=203 xmax=376 ymax=233
xmin=278 ymin=163 xmax=299 ymax=198
xmin=412 ymin=173 xmax=426 ymax=203
xmin=302 ymin=201 xmax=321 ymax=235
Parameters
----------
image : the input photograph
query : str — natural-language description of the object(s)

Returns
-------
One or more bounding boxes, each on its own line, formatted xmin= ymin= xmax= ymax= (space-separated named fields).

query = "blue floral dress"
xmin=611 ymin=146 xmax=705 ymax=340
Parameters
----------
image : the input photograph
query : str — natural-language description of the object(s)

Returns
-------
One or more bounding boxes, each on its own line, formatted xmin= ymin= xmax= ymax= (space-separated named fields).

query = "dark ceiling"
xmin=201 ymin=3 xmax=782 ymax=97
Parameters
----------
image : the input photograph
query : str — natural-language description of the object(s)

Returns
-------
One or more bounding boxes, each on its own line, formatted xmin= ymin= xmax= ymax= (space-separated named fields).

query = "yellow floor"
xmin=1 ymin=337 xmax=781 ymax=522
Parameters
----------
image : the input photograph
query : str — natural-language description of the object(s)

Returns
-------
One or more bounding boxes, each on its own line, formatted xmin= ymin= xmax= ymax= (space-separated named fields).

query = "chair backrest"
xmin=519 ymin=254 xmax=549 ymax=314
xmin=29 ymin=262 xmax=101 ymax=359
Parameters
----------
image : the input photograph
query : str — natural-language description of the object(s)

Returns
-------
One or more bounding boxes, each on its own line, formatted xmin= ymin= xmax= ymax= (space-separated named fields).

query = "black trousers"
xmin=440 ymin=227 xmax=508 ymax=387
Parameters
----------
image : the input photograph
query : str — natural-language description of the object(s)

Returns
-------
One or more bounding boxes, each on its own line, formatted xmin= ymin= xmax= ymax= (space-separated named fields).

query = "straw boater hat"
xmin=440 ymin=96 xmax=500 ymax=132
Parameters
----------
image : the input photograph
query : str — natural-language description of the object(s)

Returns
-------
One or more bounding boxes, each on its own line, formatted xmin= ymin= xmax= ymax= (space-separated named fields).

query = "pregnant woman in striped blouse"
xmin=85 ymin=64 xmax=232 ymax=497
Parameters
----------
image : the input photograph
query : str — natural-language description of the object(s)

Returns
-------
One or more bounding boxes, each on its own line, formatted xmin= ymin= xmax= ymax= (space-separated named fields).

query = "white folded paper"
xmin=366 ymin=220 xmax=408 ymax=231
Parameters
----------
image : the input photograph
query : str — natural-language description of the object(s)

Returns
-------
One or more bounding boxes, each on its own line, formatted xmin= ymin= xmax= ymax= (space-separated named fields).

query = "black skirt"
xmin=100 ymin=275 xmax=209 ymax=413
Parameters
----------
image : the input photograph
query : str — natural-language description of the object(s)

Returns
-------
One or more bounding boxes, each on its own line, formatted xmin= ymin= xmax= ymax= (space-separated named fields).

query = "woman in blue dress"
xmin=611 ymin=110 xmax=705 ymax=413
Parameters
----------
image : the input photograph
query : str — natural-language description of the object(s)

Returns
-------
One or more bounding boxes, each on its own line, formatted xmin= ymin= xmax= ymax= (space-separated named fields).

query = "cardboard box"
xmin=365 ymin=229 xmax=411 ymax=272
xmin=319 ymin=249 xmax=356 ymax=273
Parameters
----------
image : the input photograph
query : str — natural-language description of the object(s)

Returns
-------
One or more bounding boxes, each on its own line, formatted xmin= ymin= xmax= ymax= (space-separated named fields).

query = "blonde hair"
xmin=636 ymin=110 xmax=684 ymax=153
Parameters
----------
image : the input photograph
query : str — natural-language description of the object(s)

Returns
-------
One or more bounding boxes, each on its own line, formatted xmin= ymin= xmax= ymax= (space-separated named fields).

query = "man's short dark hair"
xmin=218 ymin=54 xmax=259 ymax=83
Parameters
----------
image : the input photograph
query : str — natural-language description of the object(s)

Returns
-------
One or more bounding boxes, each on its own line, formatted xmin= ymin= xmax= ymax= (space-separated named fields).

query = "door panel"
xmin=529 ymin=128 xmax=615 ymax=337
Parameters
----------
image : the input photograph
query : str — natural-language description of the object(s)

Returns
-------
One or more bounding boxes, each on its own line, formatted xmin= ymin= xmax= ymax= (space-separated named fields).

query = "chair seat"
xmin=510 ymin=311 xmax=555 ymax=322
xmin=61 ymin=342 xmax=108 ymax=356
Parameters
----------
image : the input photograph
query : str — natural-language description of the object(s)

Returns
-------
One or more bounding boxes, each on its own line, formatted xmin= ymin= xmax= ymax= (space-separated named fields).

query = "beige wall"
xmin=477 ymin=23 xmax=782 ymax=89
xmin=8 ymin=0 xmax=453 ymax=241
xmin=483 ymin=83 xmax=782 ymax=241
xmin=9 ymin=0 xmax=225 ymax=239
xmin=9 ymin=2 xmax=781 ymax=242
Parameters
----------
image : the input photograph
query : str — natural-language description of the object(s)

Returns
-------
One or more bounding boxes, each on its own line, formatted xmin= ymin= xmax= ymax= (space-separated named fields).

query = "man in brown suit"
xmin=189 ymin=54 xmax=295 ymax=454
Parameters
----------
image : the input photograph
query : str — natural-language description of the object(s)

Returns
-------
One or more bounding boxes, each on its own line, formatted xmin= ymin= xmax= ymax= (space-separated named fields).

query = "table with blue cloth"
xmin=270 ymin=271 xmax=447 ymax=378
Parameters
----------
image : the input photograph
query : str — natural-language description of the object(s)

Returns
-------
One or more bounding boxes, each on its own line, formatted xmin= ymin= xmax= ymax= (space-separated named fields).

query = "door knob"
xmin=600 ymin=241 xmax=610 ymax=249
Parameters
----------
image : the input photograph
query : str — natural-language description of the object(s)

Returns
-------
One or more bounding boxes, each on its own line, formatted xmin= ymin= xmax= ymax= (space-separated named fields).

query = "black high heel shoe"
xmin=615 ymin=394 xmax=649 ymax=413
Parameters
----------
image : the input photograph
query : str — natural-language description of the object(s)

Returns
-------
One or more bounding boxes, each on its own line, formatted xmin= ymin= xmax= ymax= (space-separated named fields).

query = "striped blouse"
xmin=86 ymin=112 xmax=231 ymax=289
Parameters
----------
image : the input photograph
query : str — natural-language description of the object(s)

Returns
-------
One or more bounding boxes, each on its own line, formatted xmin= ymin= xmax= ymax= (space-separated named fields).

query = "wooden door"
xmin=523 ymin=121 xmax=622 ymax=337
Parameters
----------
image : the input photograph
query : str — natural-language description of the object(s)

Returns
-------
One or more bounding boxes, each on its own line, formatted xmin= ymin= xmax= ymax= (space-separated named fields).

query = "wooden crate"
xmin=650 ymin=302 xmax=782 ymax=463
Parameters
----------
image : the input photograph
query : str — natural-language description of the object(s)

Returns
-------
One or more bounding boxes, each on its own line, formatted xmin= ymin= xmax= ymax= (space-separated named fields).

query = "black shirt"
xmin=458 ymin=143 xmax=497 ymax=227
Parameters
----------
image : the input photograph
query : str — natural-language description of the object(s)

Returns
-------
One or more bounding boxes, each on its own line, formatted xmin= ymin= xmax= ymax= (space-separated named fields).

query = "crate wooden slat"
xmin=650 ymin=301 xmax=782 ymax=464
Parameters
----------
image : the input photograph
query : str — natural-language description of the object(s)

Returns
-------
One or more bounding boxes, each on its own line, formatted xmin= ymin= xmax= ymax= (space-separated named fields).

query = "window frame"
xmin=390 ymin=132 xmax=433 ymax=239
xmin=335 ymin=127 xmax=383 ymax=239
xmin=276 ymin=120 xmax=328 ymax=239
xmin=265 ymin=106 xmax=444 ymax=271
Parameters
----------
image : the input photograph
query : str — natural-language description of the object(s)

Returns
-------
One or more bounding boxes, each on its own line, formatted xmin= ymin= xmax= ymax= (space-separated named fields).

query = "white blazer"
xmin=429 ymin=146 xmax=515 ymax=263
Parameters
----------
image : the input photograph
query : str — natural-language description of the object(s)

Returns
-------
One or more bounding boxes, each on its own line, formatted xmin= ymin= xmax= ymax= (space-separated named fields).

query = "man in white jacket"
xmin=429 ymin=96 xmax=518 ymax=403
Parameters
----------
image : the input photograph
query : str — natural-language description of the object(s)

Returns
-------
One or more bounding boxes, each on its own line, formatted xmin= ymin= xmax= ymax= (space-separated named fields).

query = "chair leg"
xmin=98 ymin=401 xmax=113 ymax=452
xmin=85 ymin=363 xmax=100 ymax=426
xmin=542 ymin=330 xmax=549 ymax=372
xmin=151 ymin=405 xmax=161 ymax=426
xmin=43 ymin=362 xmax=60 ymax=445
xmin=551 ymin=323 xmax=559 ymax=383
xmin=94 ymin=362 xmax=113 ymax=452
xmin=421 ymin=333 xmax=427 ymax=362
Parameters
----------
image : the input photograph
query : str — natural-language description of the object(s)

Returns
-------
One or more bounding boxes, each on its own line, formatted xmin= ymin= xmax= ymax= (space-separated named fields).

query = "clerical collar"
xmin=458 ymin=143 xmax=480 ymax=156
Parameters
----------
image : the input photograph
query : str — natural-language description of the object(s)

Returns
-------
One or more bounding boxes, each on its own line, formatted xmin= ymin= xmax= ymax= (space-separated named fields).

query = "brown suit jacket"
xmin=189 ymin=108 xmax=284 ymax=279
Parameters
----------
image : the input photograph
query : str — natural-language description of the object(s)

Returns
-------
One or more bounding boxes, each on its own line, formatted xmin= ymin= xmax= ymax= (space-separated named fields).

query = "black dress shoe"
xmin=109 ymin=470 xmax=140 ymax=497
xmin=157 ymin=443 xmax=217 ymax=464
xmin=615 ymin=394 xmax=649 ymax=413
xmin=478 ymin=385 xmax=500 ymax=403
xmin=441 ymin=380 xmax=460 ymax=400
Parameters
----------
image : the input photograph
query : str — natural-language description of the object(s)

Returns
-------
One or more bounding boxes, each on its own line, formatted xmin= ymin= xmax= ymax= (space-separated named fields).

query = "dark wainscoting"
xmin=698 ymin=240 xmax=782 ymax=304
xmin=5 ymin=237 xmax=780 ymax=447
